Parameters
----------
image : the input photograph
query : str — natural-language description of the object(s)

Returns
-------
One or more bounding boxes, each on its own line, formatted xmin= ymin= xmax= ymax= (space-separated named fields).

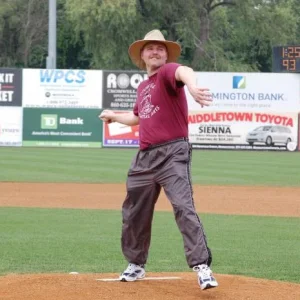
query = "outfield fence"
xmin=0 ymin=68 xmax=299 ymax=151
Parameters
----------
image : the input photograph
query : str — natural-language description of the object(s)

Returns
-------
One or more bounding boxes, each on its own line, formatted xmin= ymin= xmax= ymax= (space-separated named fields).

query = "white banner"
xmin=187 ymin=72 xmax=300 ymax=112
xmin=189 ymin=111 xmax=298 ymax=151
xmin=22 ymin=69 xmax=103 ymax=108
xmin=0 ymin=107 xmax=22 ymax=146
xmin=102 ymin=70 xmax=147 ymax=109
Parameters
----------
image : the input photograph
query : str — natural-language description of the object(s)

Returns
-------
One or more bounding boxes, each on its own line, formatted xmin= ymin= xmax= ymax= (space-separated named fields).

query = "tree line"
xmin=0 ymin=0 xmax=299 ymax=72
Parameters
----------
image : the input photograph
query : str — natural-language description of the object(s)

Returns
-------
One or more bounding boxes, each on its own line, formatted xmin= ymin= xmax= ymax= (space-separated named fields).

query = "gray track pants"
xmin=121 ymin=139 xmax=212 ymax=268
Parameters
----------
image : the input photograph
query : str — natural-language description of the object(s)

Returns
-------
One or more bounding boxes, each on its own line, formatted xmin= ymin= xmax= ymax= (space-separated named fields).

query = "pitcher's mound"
xmin=1 ymin=273 xmax=300 ymax=300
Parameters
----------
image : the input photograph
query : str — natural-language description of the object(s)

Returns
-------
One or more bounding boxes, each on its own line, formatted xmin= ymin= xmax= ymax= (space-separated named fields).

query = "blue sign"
xmin=40 ymin=70 xmax=86 ymax=84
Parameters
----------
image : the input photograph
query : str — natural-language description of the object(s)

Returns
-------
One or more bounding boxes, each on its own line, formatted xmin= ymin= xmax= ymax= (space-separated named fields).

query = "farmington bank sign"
xmin=211 ymin=92 xmax=285 ymax=101
xmin=188 ymin=72 xmax=300 ymax=112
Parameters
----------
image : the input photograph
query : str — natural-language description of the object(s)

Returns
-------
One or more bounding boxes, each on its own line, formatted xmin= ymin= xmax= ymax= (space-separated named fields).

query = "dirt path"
xmin=0 ymin=182 xmax=299 ymax=300
xmin=1 ymin=183 xmax=300 ymax=216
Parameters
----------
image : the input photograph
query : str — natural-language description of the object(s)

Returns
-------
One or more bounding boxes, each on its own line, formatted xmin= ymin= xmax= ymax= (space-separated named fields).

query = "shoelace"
xmin=192 ymin=265 xmax=212 ymax=279
xmin=124 ymin=263 xmax=136 ymax=273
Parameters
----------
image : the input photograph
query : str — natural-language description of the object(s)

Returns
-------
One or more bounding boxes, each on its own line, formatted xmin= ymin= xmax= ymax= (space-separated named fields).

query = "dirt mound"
xmin=1 ymin=273 xmax=299 ymax=300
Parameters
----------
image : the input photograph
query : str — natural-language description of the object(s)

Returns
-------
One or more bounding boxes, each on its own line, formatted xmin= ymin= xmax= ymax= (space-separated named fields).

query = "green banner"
xmin=23 ymin=108 xmax=102 ymax=147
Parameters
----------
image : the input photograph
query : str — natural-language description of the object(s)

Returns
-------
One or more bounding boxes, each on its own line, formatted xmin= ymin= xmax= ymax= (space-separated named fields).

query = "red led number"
xmin=282 ymin=59 xmax=296 ymax=71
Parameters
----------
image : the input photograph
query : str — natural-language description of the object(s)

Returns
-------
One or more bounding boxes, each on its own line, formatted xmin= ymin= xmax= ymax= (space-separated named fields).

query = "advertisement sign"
xmin=298 ymin=113 xmax=300 ymax=151
xmin=189 ymin=111 xmax=298 ymax=151
xmin=0 ymin=68 xmax=22 ymax=107
xmin=187 ymin=72 xmax=300 ymax=112
xmin=102 ymin=71 xmax=147 ymax=109
xmin=0 ymin=107 xmax=22 ymax=146
xmin=23 ymin=108 xmax=102 ymax=147
xmin=22 ymin=69 xmax=102 ymax=108
xmin=102 ymin=111 xmax=139 ymax=147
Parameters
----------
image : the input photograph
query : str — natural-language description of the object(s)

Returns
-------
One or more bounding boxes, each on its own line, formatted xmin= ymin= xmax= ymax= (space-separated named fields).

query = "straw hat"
xmin=128 ymin=29 xmax=181 ymax=70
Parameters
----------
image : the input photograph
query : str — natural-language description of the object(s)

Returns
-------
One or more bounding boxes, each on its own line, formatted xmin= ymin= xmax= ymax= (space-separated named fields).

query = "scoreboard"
xmin=272 ymin=45 xmax=300 ymax=73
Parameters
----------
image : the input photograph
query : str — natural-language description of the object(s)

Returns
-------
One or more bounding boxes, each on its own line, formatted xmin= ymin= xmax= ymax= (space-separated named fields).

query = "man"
xmin=99 ymin=29 xmax=218 ymax=290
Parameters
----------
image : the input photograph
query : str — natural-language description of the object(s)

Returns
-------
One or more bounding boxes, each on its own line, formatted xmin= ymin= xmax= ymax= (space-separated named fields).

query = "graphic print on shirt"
xmin=139 ymin=83 xmax=160 ymax=119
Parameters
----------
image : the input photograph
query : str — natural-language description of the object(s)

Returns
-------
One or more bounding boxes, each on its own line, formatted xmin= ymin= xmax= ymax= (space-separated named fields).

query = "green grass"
xmin=0 ymin=207 xmax=299 ymax=283
xmin=0 ymin=147 xmax=300 ymax=185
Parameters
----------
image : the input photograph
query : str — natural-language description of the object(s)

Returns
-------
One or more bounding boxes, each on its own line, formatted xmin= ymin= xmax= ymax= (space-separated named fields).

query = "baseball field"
xmin=0 ymin=147 xmax=299 ymax=300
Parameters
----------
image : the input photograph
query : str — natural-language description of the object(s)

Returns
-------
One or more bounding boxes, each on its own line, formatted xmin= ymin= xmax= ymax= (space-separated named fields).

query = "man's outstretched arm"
xmin=175 ymin=66 xmax=213 ymax=107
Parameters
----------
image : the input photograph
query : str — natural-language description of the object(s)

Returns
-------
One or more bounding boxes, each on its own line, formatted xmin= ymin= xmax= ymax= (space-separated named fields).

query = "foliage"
xmin=0 ymin=0 xmax=48 ymax=67
xmin=0 ymin=0 xmax=299 ymax=71
xmin=65 ymin=0 xmax=142 ymax=69
xmin=56 ymin=0 xmax=92 ymax=69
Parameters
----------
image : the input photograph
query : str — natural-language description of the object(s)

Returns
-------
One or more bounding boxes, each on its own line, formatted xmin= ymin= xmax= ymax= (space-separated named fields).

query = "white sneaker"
xmin=193 ymin=264 xmax=218 ymax=290
xmin=119 ymin=263 xmax=146 ymax=282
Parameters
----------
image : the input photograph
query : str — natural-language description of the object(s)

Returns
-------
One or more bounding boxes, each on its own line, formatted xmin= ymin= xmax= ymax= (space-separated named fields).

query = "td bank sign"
xmin=41 ymin=114 xmax=84 ymax=129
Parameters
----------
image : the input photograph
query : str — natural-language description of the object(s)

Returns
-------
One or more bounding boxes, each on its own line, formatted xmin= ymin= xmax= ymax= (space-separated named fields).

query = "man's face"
xmin=141 ymin=42 xmax=168 ymax=70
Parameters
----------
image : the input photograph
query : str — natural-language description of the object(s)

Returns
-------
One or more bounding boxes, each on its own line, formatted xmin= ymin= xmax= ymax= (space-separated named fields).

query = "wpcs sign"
xmin=23 ymin=108 xmax=103 ymax=147
xmin=22 ymin=69 xmax=102 ymax=108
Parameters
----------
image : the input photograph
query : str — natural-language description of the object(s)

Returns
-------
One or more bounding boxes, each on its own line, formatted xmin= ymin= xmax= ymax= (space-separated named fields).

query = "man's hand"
xmin=99 ymin=110 xmax=115 ymax=123
xmin=188 ymin=85 xmax=213 ymax=108
xmin=99 ymin=110 xmax=139 ymax=126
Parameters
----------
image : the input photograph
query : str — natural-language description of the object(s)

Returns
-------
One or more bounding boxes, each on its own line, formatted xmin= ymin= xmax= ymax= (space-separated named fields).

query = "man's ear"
xmin=140 ymin=48 xmax=145 ymax=62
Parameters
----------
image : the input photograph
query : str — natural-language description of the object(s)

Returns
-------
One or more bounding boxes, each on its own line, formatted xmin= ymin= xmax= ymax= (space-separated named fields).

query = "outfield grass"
xmin=0 ymin=147 xmax=300 ymax=186
xmin=0 ymin=207 xmax=299 ymax=283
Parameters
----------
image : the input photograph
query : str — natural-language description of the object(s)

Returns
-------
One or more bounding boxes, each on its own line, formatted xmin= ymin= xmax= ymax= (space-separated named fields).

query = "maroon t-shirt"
xmin=133 ymin=63 xmax=188 ymax=150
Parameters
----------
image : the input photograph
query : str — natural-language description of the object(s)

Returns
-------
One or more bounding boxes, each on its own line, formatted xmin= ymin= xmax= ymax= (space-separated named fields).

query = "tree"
xmin=56 ymin=0 xmax=92 ymax=69
xmin=65 ymin=0 xmax=143 ymax=69
xmin=191 ymin=0 xmax=236 ymax=68
xmin=136 ymin=0 xmax=198 ymax=66
xmin=224 ymin=0 xmax=299 ymax=71
xmin=190 ymin=0 xmax=299 ymax=71
xmin=1 ymin=0 xmax=298 ymax=71
xmin=0 ymin=0 xmax=48 ymax=67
